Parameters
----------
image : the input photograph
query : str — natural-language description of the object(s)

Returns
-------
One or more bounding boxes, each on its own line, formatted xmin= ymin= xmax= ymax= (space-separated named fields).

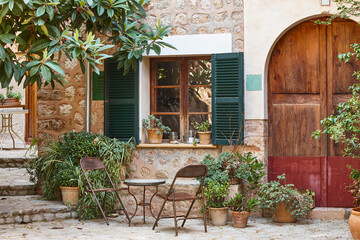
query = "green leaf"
xmin=8 ymin=0 xmax=14 ymax=11
xmin=36 ymin=5 xmax=46 ymax=17
xmin=41 ymin=65 xmax=51 ymax=82
xmin=40 ymin=24 xmax=48 ymax=36
xmin=26 ymin=61 xmax=41 ymax=68
xmin=29 ymin=39 xmax=50 ymax=52
xmin=0 ymin=45 xmax=6 ymax=61
xmin=44 ymin=61 xmax=65 ymax=76
xmin=30 ymin=65 xmax=40 ymax=77
xmin=0 ymin=33 xmax=16 ymax=44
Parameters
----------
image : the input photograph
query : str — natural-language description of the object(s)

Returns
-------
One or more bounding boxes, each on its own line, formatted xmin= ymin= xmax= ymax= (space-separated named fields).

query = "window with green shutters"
xmin=211 ymin=53 xmax=244 ymax=145
xmin=104 ymin=59 xmax=139 ymax=143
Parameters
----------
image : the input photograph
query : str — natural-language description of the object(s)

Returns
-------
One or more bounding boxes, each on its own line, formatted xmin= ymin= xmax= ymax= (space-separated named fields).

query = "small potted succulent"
xmin=192 ymin=120 xmax=211 ymax=144
xmin=142 ymin=115 xmax=171 ymax=144
xmin=204 ymin=180 xmax=230 ymax=226
xmin=226 ymin=193 xmax=259 ymax=228
xmin=258 ymin=174 xmax=313 ymax=223
xmin=57 ymin=161 xmax=82 ymax=206
xmin=0 ymin=86 xmax=22 ymax=106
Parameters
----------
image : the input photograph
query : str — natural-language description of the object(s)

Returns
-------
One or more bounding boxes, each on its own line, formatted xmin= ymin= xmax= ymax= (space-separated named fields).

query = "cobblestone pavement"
xmin=0 ymin=216 xmax=352 ymax=240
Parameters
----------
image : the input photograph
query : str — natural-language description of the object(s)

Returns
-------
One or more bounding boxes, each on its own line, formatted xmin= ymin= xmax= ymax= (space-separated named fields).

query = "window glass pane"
xmin=157 ymin=115 xmax=180 ymax=139
xmin=189 ymin=87 xmax=211 ymax=112
xmin=156 ymin=61 xmax=180 ymax=86
xmin=189 ymin=114 xmax=212 ymax=135
xmin=188 ymin=60 xmax=211 ymax=85
xmin=156 ymin=88 xmax=180 ymax=112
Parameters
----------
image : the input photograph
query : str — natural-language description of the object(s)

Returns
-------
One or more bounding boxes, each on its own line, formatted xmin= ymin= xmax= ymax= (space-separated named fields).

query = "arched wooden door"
xmin=268 ymin=18 xmax=360 ymax=207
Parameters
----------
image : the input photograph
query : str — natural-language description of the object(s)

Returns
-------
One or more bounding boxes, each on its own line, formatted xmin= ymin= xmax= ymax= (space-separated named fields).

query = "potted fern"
xmin=192 ymin=120 xmax=211 ymax=144
xmin=57 ymin=161 xmax=82 ymax=206
xmin=204 ymin=181 xmax=230 ymax=226
xmin=258 ymin=174 xmax=313 ymax=223
xmin=0 ymin=86 xmax=22 ymax=106
xmin=226 ymin=193 xmax=259 ymax=228
xmin=142 ymin=115 xmax=171 ymax=144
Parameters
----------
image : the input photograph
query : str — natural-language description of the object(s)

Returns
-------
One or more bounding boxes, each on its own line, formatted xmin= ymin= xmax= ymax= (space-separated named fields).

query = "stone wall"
xmin=37 ymin=57 xmax=85 ymax=148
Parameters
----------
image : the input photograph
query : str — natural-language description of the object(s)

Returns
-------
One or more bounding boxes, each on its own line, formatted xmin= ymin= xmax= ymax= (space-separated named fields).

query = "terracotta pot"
xmin=272 ymin=202 xmax=296 ymax=223
xmin=60 ymin=186 xmax=79 ymax=206
xmin=209 ymin=207 xmax=228 ymax=226
xmin=310 ymin=195 xmax=316 ymax=209
xmin=147 ymin=129 xmax=163 ymax=144
xmin=1 ymin=98 xmax=20 ymax=106
xmin=349 ymin=207 xmax=360 ymax=240
xmin=198 ymin=132 xmax=211 ymax=145
xmin=231 ymin=211 xmax=250 ymax=228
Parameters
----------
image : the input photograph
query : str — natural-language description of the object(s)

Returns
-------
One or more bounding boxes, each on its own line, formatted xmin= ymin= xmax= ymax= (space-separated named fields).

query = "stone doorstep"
xmin=308 ymin=207 xmax=352 ymax=220
xmin=0 ymin=195 xmax=75 ymax=225
xmin=0 ymin=157 xmax=35 ymax=168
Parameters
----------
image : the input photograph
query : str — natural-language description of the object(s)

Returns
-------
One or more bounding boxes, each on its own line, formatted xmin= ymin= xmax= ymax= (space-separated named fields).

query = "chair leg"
xmin=201 ymin=189 xmax=207 ymax=233
xmin=91 ymin=191 xmax=109 ymax=225
xmin=181 ymin=199 xmax=195 ymax=228
xmin=152 ymin=197 xmax=167 ymax=230
xmin=102 ymin=192 xmax=107 ymax=210
xmin=172 ymin=191 xmax=178 ymax=236
xmin=115 ymin=191 xmax=131 ymax=227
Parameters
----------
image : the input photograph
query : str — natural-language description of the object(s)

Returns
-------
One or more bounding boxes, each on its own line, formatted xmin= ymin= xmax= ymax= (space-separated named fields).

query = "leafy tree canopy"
xmin=0 ymin=0 xmax=175 ymax=88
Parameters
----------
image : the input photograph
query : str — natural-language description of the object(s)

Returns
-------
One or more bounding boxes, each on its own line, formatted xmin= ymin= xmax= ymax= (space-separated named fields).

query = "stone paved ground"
xmin=0 ymin=216 xmax=352 ymax=240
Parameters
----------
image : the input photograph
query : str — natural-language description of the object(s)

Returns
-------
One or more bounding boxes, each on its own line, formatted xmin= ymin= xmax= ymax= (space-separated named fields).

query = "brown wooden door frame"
xmin=25 ymin=84 xmax=37 ymax=143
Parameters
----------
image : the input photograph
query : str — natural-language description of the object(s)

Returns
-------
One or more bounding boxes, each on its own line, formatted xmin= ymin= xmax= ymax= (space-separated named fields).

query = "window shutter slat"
xmin=92 ymin=71 xmax=105 ymax=100
xmin=211 ymin=53 xmax=244 ymax=145
xmin=104 ymin=59 xmax=139 ymax=143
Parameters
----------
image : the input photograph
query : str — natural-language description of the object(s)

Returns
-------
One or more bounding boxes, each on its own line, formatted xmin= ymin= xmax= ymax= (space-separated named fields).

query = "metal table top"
xmin=124 ymin=179 xmax=166 ymax=186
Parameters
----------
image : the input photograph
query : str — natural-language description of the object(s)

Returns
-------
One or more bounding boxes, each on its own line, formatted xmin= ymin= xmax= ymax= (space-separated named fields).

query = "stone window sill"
xmin=136 ymin=143 xmax=217 ymax=149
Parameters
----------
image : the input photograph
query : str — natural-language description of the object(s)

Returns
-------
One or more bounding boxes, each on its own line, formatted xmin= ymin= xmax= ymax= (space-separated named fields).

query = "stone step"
xmin=0 ymin=195 xmax=75 ymax=224
xmin=308 ymin=207 xmax=353 ymax=220
xmin=0 ymin=168 xmax=35 ymax=196
xmin=0 ymin=157 xmax=34 ymax=168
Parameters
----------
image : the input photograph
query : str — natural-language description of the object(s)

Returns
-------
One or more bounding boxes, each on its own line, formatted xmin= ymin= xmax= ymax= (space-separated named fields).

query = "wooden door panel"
xmin=269 ymin=22 xmax=321 ymax=94
xmin=270 ymin=104 xmax=321 ymax=156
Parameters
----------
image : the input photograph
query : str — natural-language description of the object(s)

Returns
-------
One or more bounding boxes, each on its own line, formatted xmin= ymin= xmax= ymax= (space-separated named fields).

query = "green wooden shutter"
xmin=104 ymin=59 xmax=139 ymax=143
xmin=211 ymin=53 xmax=244 ymax=145
xmin=93 ymin=71 xmax=104 ymax=100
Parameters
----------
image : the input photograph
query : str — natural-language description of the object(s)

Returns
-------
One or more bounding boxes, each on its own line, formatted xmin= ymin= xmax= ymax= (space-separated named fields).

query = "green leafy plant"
xmin=142 ymin=115 xmax=171 ymax=135
xmin=27 ymin=131 xmax=135 ymax=220
xmin=258 ymin=174 xmax=313 ymax=220
xmin=6 ymin=86 xmax=22 ymax=100
xmin=225 ymin=193 xmax=259 ymax=212
xmin=204 ymin=180 xmax=230 ymax=208
xmin=200 ymin=151 xmax=265 ymax=191
xmin=0 ymin=0 xmax=175 ymax=89
xmin=192 ymin=120 xmax=211 ymax=132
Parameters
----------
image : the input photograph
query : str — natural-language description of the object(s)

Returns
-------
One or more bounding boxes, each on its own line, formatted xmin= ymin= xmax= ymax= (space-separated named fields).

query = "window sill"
xmin=136 ymin=143 xmax=218 ymax=149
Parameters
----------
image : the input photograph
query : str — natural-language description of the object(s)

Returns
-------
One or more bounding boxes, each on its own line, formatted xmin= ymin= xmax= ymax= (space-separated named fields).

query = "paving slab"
xmin=0 ymin=216 xmax=352 ymax=240
xmin=0 ymin=168 xmax=34 ymax=196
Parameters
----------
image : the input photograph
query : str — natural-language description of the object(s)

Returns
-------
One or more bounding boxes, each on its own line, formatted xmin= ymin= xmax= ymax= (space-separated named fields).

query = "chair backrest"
xmin=80 ymin=157 xmax=105 ymax=171
xmin=175 ymin=165 xmax=208 ymax=178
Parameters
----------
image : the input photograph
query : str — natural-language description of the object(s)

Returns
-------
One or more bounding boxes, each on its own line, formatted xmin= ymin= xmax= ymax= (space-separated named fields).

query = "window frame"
xmin=150 ymin=56 xmax=212 ymax=141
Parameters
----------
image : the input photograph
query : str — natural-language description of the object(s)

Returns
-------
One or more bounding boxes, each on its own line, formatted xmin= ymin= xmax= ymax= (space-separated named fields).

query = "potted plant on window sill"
xmin=0 ymin=86 xmax=22 ymax=106
xmin=57 ymin=161 xmax=82 ymax=206
xmin=142 ymin=115 xmax=171 ymax=144
xmin=226 ymin=193 xmax=259 ymax=228
xmin=192 ymin=120 xmax=211 ymax=144
xmin=204 ymin=180 xmax=230 ymax=226
xmin=258 ymin=174 xmax=313 ymax=223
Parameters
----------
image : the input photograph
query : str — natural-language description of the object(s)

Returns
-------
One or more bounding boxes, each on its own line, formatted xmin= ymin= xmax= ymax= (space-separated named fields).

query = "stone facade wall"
xmin=37 ymin=57 xmax=85 ymax=148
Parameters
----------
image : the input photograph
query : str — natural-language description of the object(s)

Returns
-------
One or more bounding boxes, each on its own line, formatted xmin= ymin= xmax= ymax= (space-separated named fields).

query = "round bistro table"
xmin=124 ymin=179 xmax=166 ymax=223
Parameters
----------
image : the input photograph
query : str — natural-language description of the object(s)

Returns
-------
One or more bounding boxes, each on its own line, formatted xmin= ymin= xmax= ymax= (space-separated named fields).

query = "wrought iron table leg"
xmin=149 ymin=185 xmax=159 ymax=218
xmin=127 ymin=186 xmax=138 ymax=220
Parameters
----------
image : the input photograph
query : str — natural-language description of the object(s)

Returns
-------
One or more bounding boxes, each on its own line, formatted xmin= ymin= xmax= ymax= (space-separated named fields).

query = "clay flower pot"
xmin=231 ymin=211 xmax=250 ymax=228
xmin=1 ymin=98 xmax=20 ymax=106
xmin=349 ymin=207 xmax=360 ymax=240
xmin=147 ymin=129 xmax=163 ymax=144
xmin=198 ymin=132 xmax=211 ymax=145
xmin=209 ymin=207 xmax=228 ymax=226
xmin=60 ymin=186 xmax=80 ymax=206
xmin=272 ymin=202 xmax=296 ymax=223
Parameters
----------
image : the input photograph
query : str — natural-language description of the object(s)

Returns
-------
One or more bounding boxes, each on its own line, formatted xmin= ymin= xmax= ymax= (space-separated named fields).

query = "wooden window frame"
xmin=150 ymin=56 xmax=211 ymax=141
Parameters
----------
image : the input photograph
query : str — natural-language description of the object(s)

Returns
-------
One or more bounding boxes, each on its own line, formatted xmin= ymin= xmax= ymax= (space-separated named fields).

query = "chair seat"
xmin=157 ymin=192 xmax=202 ymax=201
xmin=85 ymin=187 xmax=127 ymax=193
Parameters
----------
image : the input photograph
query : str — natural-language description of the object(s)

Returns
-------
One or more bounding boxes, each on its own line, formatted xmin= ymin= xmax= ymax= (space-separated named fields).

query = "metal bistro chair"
xmin=152 ymin=164 xmax=208 ymax=236
xmin=78 ymin=157 xmax=131 ymax=226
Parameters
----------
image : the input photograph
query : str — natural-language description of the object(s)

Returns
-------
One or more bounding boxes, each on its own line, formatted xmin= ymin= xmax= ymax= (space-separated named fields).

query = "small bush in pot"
xmin=226 ymin=193 xmax=259 ymax=228
xmin=204 ymin=180 xmax=230 ymax=226
xmin=192 ymin=120 xmax=211 ymax=144
xmin=142 ymin=115 xmax=171 ymax=144
xmin=258 ymin=174 xmax=313 ymax=223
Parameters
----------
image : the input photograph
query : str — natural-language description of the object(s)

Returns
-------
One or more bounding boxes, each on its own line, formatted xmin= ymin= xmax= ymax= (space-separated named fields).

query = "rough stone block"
xmin=37 ymin=89 xmax=62 ymax=101
xmin=175 ymin=13 xmax=187 ymax=25
xmin=192 ymin=14 xmax=210 ymax=24
xmin=158 ymin=0 xmax=170 ymax=10
xmin=44 ymin=213 xmax=56 ymax=221
xmin=170 ymin=26 xmax=187 ymax=35
xmin=31 ymin=214 xmax=44 ymax=222
xmin=55 ymin=212 xmax=72 ymax=219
